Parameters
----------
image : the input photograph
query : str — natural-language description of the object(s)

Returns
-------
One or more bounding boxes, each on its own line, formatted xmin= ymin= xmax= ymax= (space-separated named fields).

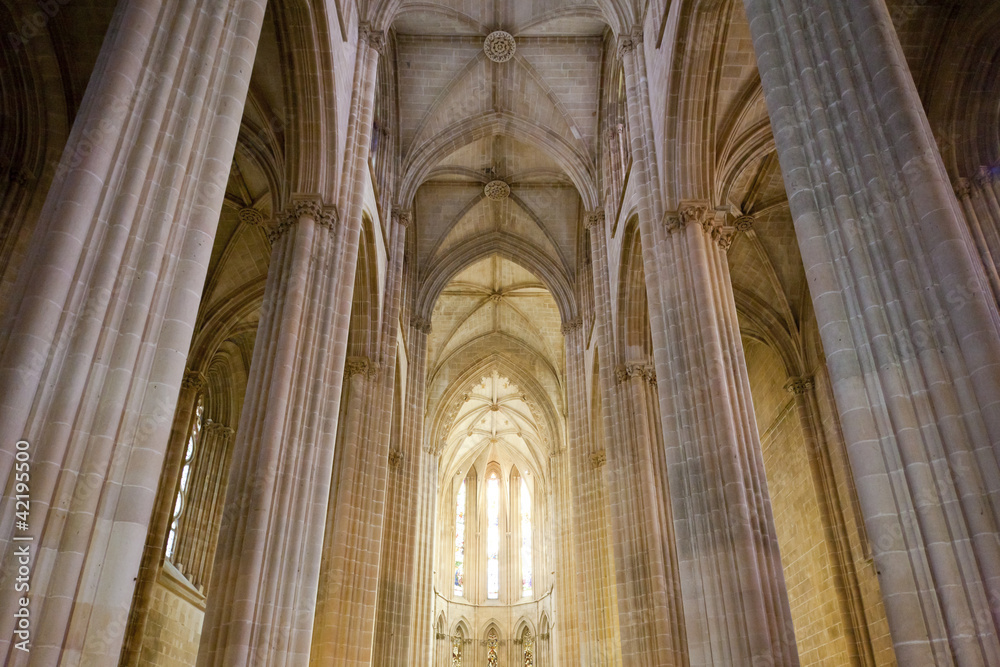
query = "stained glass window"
xmin=523 ymin=629 xmax=534 ymax=667
xmin=487 ymin=471 xmax=500 ymax=599
xmin=451 ymin=635 xmax=462 ymax=666
xmin=520 ymin=478 xmax=533 ymax=597
xmin=166 ymin=397 xmax=203 ymax=559
xmin=454 ymin=479 xmax=467 ymax=596
xmin=487 ymin=628 xmax=499 ymax=667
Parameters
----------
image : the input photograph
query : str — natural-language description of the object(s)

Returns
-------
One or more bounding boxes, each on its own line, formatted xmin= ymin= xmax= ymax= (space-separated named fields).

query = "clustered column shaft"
xmin=745 ymin=0 xmax=1000 ymax=662
xmin=0 ymin=0 xmax=264 ymax=662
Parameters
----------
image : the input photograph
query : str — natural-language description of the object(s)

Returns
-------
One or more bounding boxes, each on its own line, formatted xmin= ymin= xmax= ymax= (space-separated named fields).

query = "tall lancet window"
xmin=166 ymin=396 xmax=203 ymax=559
xmin=522 ymin=628 xmax=534 ymax=666
xmin=520 ymin=478 xmax=533 ymax=597
xmin=454 ymin=479 xmax=467 ymax=596
xmin=486 ymin=471 xmax=501 ymax=599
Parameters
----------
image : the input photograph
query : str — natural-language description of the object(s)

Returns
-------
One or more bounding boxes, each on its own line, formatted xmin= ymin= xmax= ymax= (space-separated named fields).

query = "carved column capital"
xmin=954 ymin=178 xmax=972 ymax=199
xmin=203 ymin=420 xmax=235 ymax=441
xmin=411 ymin=316 xmax=432 ymax=334
xmin=678 ymin=202 xmax=715 ymax=232
xmin=388 ymin=449 xmax=403 ymax=468
xmin=345 ymin=356 xmax=377 ymax=378
xmin=616 ymin=363 xmax=656 ymax=385
xmin=182 ymin=370 xmax=205 ymax=390
xmin=784 ymin=376 xmax=815 ymax=395
xmin=713 ymin=225 xmax=736 ymax=251
xmin=269 ymin=196 xmax=338 ymax=243
xmin=590 ymin=450 xmax=607 ymax=469
xmin=561 ymin=318 xmax=583 ymax=335
xmin=392 ymin=205 xmax=411 ymax=228
xmin=359 ymin=22 xmax=387 ymax=54
xmin=584 ymin=209 xmax=605 ymax=230
xmin=617 ymin=27 xmax=643 ymax=59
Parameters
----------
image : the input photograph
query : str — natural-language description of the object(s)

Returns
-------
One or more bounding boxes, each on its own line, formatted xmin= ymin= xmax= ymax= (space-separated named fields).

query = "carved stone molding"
xmin=238 ymin=207 xmax=264 ymax=227
xmin=713 ymin=225 xmax=736 ymax=251
xmin=954 ymin=178 xmax=972 ymax=199
xmin=975 ymin=165 xmax=997 ymax=188
xmin=678 ymin=202 xmax=714 ymax=231
xmin=182 ymin=370 xmax=205 ymax=390
xmin=584 ymin=209 xmax=605 ymax=230
xmin=561 ymin=318 xmax=582 ymax=335
xmin=734 ymin=214 xmax=755 ymax=233
xmin=345 ymin=356 xmax=379 ymax=379
xmin=269 ymin=197 xmax=338 ymax=243
xmin=412 ymin=316 xmax=432 ymax=334
xmin=392 ymin=206 xmax=411 ymax=228
xmin=388 ymin=449 xmax=403 ymax=468
xmin=784 ymin=376 xmax=815 ymax=395
xmin=617 ymin=26 xmax=643 ymax=59
xmin=615 ymin=364 xmax=656 ymax=385
xmin=591 ymin=450 xmax=607 ymax=468
xmin=203 ymin=421 xmax=235 ymax=441
xmin=359 ymin=22 xmax=387 ymax=54
xmin=484 ymin=179 xmax=510 ymax=200
xmin=484 ymin=30 xmax=516 ymax=62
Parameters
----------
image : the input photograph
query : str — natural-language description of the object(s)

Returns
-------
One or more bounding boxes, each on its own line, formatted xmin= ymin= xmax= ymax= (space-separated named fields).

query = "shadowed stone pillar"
xmin=746 ymin=0 xmax=1000 ymax=663
xmin=586 ymin=210 xmax=686 ymax=666
xmin=563 ymin=316 xmax=621 ymax=665
xmin=196 ymin=199 xmax=346 ymax=666
xmin=546 ymin=322 xmax=581 ymax=667
xmin=619 ymin=28 xmax=797 ymax=665
xmin=955 ymin=172 xmax=1000 ymax=308
xmin=198 ymin=21 xmax=381 ymax=664
xmin=372 ymin=316 xmax=430 ymax=666
xmin=314 ymin=207 xmax=407 ymax=666
xmin=0 ymin=0 xmax=264 ymax=662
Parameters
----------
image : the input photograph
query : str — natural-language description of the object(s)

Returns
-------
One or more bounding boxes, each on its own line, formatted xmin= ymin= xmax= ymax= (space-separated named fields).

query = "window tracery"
xmin=487 ymin=628 xmax=499 ymax=666
xmin=165 ymin=397 xmax=203 ymax=560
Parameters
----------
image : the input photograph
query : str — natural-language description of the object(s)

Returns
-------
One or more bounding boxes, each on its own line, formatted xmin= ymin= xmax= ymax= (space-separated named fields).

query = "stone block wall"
xmin=138 ymin=571 xmax=205 ymax=666
xmin=744 ymin=338 xmax=854 ymax=665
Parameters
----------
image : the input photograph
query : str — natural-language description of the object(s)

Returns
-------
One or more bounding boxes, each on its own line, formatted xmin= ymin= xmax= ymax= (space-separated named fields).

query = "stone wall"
xmin=138 ymin=568 xmax=205 ymax=666
xmin=744 ymin=338 xmax=853 ymax=665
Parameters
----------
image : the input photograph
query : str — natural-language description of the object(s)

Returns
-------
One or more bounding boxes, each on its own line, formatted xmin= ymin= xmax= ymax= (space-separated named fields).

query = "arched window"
xmin=486 ymin=627 xmax=499 ymax=667
xmin=165 ymin=396 xmax=203 ymax=559
xmin=522 ymin=627 xmax=534 ymax=666
xmin=454 ymin=479 xmax=467 ymax=596
xmin=520 ymin=478 xmax=533 ymax=597
xmin=486 ymin=471 xmax=501 ymax=599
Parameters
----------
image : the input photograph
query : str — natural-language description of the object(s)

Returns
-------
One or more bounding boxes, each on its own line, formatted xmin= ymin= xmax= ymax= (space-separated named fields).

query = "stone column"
xmin=619 ymin=27 xmax=797 ymax=663
xmin=196 ymin=198 xmax=347 ymax=666
xmin=563 ymin=318 xmax=621 ymax=665
xmin=586 ymin=209 xmax=685 ymax=665
xmin=373 ymin=316 xmax=433 ymax=666
xmin=954 ymin=172 xmax=1000 ymax=308
xmin=316 ymin=206 xmax=406 ymax=666
xmin=658 ymin=204 xmax=798 ymax=666
xmin=0 ymin=0 xmax=264 ymax=662
xmin=746 ymin=1 xmax=1000 ymax=662
xmin=310 ymin=356 xmax=383 ymax=664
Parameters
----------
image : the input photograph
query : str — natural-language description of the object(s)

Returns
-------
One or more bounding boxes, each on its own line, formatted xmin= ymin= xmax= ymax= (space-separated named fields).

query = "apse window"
xmin=487 ymin=471 xmax=501 ymax=599
xmin=520 ymin=478 xmax=533 ymax=597
xmin=454 ymin=478 xmax=467 ymax=596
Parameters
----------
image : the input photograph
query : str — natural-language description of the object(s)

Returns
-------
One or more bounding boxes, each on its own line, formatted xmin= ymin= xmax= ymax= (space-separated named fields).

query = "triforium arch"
xmin=2 ymin=0 xmax=1000 ymax=665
